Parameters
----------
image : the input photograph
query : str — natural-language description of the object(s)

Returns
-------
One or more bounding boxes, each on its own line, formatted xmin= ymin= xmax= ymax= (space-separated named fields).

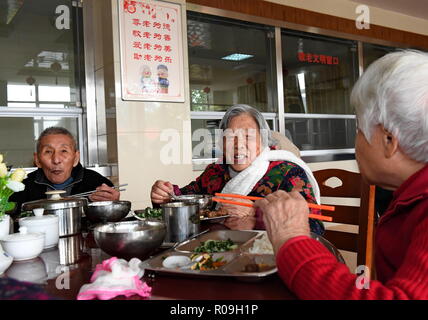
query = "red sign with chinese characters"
xmin=119 ymin=0 xmax=184 ymax=101
xmin=297 ymin=52 xmax=339 ymax=65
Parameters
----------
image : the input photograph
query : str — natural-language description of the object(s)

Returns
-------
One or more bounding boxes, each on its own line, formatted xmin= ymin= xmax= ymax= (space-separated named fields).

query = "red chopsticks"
xmin=213 ymin=193 xmax=334 ymax=222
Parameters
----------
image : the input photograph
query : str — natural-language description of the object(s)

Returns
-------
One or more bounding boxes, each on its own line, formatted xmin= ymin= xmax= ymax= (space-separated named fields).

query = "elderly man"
xmin=255 ymin=50 xmax=428 ymax=299
xmin=10 ymin=127 xmax=119 ymax=219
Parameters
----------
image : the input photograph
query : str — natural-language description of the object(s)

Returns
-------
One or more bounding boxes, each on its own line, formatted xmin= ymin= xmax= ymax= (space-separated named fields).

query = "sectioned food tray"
xmin=140 ymin=230 xmax=278 ymax=280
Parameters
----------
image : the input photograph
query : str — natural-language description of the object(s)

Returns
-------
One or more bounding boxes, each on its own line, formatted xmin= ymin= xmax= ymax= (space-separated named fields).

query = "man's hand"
xmin=89 ymin=183 xmax=120 ymax=202
xmin=254 ymin=190 xmax=310 ymax=255
xmin=151 ymin=180 xmax=174 ymax=204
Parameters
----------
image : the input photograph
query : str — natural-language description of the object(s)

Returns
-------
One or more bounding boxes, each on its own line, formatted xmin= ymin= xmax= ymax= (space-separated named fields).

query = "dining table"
xmin=1 ymin=221 xmax=297 ymax=301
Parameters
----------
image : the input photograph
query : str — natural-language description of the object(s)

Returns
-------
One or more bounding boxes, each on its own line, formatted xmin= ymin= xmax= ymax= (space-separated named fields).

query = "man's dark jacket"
xmin=9 ymin=163 xmax=113 ymax=219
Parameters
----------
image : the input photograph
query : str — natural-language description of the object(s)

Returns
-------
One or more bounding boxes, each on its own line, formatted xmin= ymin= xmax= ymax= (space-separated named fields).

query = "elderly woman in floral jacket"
xmin=151 ymin=104 xmax=323 ymax=234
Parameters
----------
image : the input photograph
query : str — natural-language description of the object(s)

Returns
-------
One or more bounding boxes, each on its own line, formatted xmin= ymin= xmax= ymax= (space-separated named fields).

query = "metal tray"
xmin=140 ymin=230 xmax=277 ymax=280
xmin=200 ymin=215 xmax=230 ymax=223
xmin=174 ymin=230 xmax=259 ymax=253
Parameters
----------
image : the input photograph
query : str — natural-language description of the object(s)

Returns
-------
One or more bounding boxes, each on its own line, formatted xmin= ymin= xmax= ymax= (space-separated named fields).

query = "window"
xmin=281 ymin=30 xmax=359 ymax=152
xmin=0 ymin=111 xmax=81 ymax=168
xmin=363 ymin=43 xmax=398 ymax=69
xmin=187 ymin=12 xmax=276 ymax=113
xmin=0 ymin=0 xmax=83 ymax=167
xmin=284 ymin=116 xmax=356 ymax=151
xmin=187 ymin=12 xmax=277 ymax=166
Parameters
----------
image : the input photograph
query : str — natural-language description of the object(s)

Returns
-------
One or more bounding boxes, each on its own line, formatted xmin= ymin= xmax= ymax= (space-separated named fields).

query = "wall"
xmin=267 ymin=0 xmax=428 ymax=36
xmin=187 ymin=0 xmax=428 ymax=49
xmin=110 ymin=0 xmax=194 ymax=210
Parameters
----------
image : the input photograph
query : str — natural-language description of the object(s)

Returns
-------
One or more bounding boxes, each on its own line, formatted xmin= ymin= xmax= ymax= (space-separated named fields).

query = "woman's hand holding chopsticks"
xmin=254 ymin=190 xmax=311 ymax=255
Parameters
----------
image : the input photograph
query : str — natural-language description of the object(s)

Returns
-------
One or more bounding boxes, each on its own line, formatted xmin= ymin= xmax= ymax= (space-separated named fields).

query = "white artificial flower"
xmin=0 ymin=163 xmax=7 ymax=178
xmin=6 ymin=180 xmax=25 ymax=192
xmin=0 ymin=154 xmax=3 ymax=163
xmin=10 ymin=168 xmax=27 ymax=182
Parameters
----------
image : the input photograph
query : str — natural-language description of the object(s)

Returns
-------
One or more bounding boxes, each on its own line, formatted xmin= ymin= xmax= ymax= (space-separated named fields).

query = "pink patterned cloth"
xmin=77 ymin=257 xmax=151 ymax=300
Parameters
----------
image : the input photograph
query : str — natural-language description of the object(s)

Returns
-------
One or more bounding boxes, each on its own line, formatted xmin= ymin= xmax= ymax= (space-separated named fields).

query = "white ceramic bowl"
xmin=0 ymin=227 xmax=45 ymax=261
xmin=39 ymin=248 xmax=61 ymax=280
xmin=0 ymin=244 xmax=13 ymax=275
xmin=19 ymin=212 xmax=59 ymax=249
xmin=6 ymin=257 xmax=48 ymax=284
xmin=0 ymin=215 xmax=11 ymax=240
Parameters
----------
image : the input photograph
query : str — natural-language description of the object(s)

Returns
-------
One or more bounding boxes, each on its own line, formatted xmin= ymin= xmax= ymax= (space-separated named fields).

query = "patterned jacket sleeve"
xmin=176 ymin=163 xmax=217 ymax=195
xmin=277 ymin=163 xmax=317 ymax=204
xmin=254 ymin=162 xmax=323 ymax=234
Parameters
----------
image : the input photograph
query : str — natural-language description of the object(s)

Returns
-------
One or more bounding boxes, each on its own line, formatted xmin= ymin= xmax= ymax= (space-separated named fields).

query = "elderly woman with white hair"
xmin=255 ymin=50 xmax=428 ymax=299
xmin=151 ymin=104 xmax=324 ymax=234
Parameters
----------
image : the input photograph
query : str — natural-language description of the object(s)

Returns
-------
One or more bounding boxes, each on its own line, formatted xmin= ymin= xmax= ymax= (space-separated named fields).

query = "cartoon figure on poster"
xmin=140 ymin=65 xmax=156 ymax=93
xmin=157 ymin=64 xmax=169 ymax=94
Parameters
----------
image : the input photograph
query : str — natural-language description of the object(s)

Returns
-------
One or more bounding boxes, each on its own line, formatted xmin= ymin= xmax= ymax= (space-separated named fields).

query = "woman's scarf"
xmin=220 ymin=147 xmax=321 ymax=204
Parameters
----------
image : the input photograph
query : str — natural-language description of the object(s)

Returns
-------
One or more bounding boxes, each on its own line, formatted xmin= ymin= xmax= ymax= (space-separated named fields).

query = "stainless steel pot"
xmin=58 ymin=234 xmax=84 ymax=265
xmin=161 ymin=201 xmax=200 ymax=243
xmin=172 ymin=194 xmax=213 ymax=212
xmin=22 ymin=191 xmax=87 ymax=237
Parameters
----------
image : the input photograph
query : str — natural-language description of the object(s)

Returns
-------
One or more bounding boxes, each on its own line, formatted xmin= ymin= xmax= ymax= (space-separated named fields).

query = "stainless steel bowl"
xmin=310 ymin=232 xmax=346 ymax=264
xmin=173 ymin=194 xmax=213 ymax=210
xmin=85 ymin=200 xmax=131 ymax=224
xmin=94 ymin=220 xmax=166 ymax=260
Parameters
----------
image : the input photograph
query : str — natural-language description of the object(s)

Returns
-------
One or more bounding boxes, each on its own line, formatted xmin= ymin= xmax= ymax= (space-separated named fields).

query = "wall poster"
xmin=118 ymin=0 xmax=185 ymax=102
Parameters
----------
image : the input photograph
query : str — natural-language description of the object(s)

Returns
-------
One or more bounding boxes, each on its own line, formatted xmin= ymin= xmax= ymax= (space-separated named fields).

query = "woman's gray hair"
xmin=219 ymin=104 xmax=275 ymax=148
xmin=351 ymin=50 xmax=428 ymax=163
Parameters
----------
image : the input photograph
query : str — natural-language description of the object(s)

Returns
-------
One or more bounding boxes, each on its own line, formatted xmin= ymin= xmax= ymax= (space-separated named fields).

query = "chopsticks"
xmin=215 ymin=193 xmax=335 ymax=211
xmin=213 ymin=193 xmax=334 ymax=222
xmin=71 ymin=183 xmax=128 ymax=198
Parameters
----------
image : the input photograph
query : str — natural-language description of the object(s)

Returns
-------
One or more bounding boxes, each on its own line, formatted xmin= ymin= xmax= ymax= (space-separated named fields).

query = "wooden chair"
xmin=313 ymin=169 xmax=376 ymax=275
xmin=270 ymin=131 xmax=301 ymax=158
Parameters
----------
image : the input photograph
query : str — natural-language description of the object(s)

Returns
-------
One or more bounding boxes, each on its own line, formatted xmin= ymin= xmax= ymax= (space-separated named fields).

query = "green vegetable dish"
xmin=193 ymin=239 xmax=238 ymax=253
xmin=135 ymin=207 xmax=163 ymax=219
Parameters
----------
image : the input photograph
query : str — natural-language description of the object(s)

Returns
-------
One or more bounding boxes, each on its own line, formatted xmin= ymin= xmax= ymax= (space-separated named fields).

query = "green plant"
xmin=0 ymin=154 xmax=26 ymax=221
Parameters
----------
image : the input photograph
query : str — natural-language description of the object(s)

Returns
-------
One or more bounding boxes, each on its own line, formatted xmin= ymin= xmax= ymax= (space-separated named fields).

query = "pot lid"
xmin=1 ymin=227 xmax=44 ymax=242
xmin=22 ymin=190 xmax=87 ymax=211
xmin=19 ymin=208 xmax=58 ymax=226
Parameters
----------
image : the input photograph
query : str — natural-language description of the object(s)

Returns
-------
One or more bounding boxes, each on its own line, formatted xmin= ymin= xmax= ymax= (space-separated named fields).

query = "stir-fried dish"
xmin=135 ymin=207 xmax=162 ymax=219
xmin=193 ymin=239 xmax=238 ymax=253
xmin=189 ymin=253 xmax=227 ymax=271
xmin=200 ymin=207 xmax=229 ymax=219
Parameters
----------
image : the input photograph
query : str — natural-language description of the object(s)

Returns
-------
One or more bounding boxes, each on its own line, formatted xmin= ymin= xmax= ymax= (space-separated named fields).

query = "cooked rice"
xmin=249 ymin=232 xmax=274 ymax=254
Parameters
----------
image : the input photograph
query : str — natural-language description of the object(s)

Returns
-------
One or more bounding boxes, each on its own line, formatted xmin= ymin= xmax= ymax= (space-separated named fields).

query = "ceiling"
xmin=352 ymin=0 xmax=428 ymax=20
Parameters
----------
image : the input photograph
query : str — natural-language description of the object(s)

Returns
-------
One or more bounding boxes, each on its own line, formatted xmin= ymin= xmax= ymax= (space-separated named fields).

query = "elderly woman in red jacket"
xmin=256 ymin=50 xmax=428 ymax=299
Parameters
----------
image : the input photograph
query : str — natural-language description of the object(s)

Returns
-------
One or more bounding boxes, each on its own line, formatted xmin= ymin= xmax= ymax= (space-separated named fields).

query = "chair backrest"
xmin=270 ymin=131 xmax=301 ymax=158
xmin=313 ymin=169 xmax=376 ymax=274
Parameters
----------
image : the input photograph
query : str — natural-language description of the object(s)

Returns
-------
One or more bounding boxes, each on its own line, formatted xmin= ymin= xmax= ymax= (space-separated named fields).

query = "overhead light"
xmin=221 ymin=53 xmax=254 ymax=61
